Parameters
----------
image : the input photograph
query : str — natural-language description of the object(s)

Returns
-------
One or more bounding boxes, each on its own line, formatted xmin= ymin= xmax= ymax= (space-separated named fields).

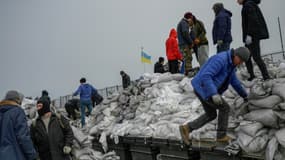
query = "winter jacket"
xmin=241 ymin=0 xmax=269 ymax=41
xmin=192 ymin=19 xmax=208 ymax=46
xmin=177 ymin=18 xmax=193 ymax=46
xmin=30 ymin=113 xmax=74 ymax=160
xmin=0 ymin=100 xmax=37 ymax=160
xmin=122 ymin=74 xmax=131 ymax=89
xmin=166 ymin=29 xmax=183 ymax=61
xmin=191 ymin=50 xmax=247 ymax=100
xmin=212 ymin=9 xmax=233 ymax=44
xmin=73 ymin=83 xmax=97 ymax=101
xmin=154 ymin=62 xmax=165 ymax=73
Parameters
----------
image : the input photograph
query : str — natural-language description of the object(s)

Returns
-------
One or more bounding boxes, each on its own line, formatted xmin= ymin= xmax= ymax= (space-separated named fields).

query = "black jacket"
xmin=122 ymin=74 xmax=131 ymax=89
xmin=154 ymin=62 xmax=165 ymax=73
xmin=241 ymin=0 xmax=269 ymax=41
xmin=31 ymin=114 xmax=74 ymax=160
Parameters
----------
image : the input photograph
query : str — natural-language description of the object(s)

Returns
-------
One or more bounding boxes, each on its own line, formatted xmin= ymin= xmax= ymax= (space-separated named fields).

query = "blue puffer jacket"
xmin=73 ymin=83 xmax=97 ymax=101
xmin=0 ymin=100 xmax=37 ymax=160
xmin=212 ymin=9 xmax=233 ymax=44
xmin=191 ymin=50 xmax=247 ymax=100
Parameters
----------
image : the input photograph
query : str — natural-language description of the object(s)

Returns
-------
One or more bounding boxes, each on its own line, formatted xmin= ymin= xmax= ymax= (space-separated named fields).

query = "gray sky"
xmin=1 ymin=0 xmax=284 ymax=99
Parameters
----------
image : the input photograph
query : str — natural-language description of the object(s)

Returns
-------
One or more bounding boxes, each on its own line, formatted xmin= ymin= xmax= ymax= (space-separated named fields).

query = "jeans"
xmin=188 ymin=92 xmax=230 ymax=139
xmin=217 ymin=42 xmax=230 ymax=53
xmin=245 ymin=39 xmax=270 ymax=80
xmin=168 ymin=60 xmax=179 ymax=74
xmin=197 ymin=45 xmax=209 ymax=67
xmin=80 ymin=99 xmax=93 ymax=127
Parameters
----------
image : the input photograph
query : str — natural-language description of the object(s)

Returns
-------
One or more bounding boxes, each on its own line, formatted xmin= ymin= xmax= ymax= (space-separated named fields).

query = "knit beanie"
xmin=4 ymin=90 xmax=24 ymax=105
xmin=234 ymin=47 xmax=251 ymax=62
xmin=184 ymin=12 xmax=193 ymax=19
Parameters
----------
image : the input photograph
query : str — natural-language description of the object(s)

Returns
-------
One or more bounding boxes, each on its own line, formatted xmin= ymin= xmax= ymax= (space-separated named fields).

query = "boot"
xmin=179 ymin=125 xmax=191 ymax=145
xmin=216 ymin=135 xmax=232 ymax=143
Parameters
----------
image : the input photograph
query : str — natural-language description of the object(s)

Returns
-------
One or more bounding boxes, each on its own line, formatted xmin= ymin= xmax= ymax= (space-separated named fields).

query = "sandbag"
xmin=272 ymin=83 xmax=285 ymax=100
xmin=275 ymin=128 xmax=285 ymax=148
xmin=243 ymin=109 xmax=279 ymax=128
xmin=248 ymin=83 xmax=269 ymax=100
xmin=248 ymin=95 xmax=282 ymax=110
xmin=266 ymin=137 xmax=278 ymax=160
xmin=239 ymin=122 xmax=264 ymax=137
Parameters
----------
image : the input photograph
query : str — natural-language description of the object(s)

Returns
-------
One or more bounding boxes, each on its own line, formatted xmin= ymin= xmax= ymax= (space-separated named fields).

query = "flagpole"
xmin=141 ymin=46 xmax=145 ymax=73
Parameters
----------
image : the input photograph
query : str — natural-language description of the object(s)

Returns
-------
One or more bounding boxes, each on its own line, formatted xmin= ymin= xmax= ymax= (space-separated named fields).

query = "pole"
xmin=141 ymin=46 xmax=145 ymax=73
xmin=278 ymin=17 xmax=285 ymax=59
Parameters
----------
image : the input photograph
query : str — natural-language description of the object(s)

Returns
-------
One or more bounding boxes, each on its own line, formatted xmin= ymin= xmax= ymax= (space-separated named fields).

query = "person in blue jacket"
xmin=212 ymin=3 xmax=233 ymax=53
xmin=73 ymin=77 xmax=97 ymax=127
xmin=0 ymin=90 xmax=37 ymax=160
xmin=179 ymin=47 xmax=250 ymax=145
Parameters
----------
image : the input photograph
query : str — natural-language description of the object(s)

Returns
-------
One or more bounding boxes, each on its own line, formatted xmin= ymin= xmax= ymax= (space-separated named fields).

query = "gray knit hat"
xmin=4 ymin=90 xmax=24 ymax=104
xmin=234 ymin=47 xmax=251 ymax=62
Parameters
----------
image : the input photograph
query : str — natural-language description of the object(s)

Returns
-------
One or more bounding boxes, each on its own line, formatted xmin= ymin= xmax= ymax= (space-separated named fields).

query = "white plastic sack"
xmin=275 ymin=128 xmax=285 ymax=148
xmin=243 ymin=109 xmax=278 ymax=128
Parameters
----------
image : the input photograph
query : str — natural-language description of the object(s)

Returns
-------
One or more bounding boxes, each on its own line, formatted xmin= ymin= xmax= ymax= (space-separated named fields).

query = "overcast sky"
xmin=1 ymin=0 xmax=284 ymax=99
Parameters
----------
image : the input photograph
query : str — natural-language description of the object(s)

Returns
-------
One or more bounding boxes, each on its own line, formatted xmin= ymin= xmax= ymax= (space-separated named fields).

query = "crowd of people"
xmin=0 ymin=0 xmax=273 ymax=159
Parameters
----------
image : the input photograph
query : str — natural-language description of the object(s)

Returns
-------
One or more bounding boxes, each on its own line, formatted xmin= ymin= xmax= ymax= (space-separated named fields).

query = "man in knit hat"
xmin=0 ymin=90 xmax=37 ymax=160
xmin=179 ymin=47 xmax=250 ymax=145
xmin=212 ymin=3 xmax=233 ymax=53
xmin=177 ymin=12 xmax=195 ymax=76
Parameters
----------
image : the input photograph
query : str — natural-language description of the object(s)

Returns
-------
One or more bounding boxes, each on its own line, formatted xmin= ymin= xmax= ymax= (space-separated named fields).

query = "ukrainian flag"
xmin=141 ymin=51 xmax=151 ymax=64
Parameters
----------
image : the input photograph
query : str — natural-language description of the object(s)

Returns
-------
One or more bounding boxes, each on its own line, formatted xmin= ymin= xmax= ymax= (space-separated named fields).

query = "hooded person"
xmin=166 ymin=28 xmax=183 ymax=74
xmin=179 ymin=47 xmax=250 ymax=145
xmin=212 ymin=3 xmax=233 ymax=53
xmin=30 ymin=98 xmax=74 ymax=160
xmin=237 ymin=0 xmax=270 ymax=81
xmin=40 ymin=90 xmax=51 ymax=106
xmin=0 ymin=90 xmax=37 ymax=160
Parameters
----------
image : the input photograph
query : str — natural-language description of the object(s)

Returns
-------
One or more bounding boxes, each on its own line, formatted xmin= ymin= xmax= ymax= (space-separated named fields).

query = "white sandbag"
xmin=272 ymin=83 xmax=285 ymax=100
xmin=178 ymin=77 xmax=193 ymax=93
xmin=277 ymin=70 xmax=285 ymax=78
xmin=238 ymin=131 xmax=269 ymax=153
xmin=248 ymin=95 xmax=282 ymax=110
xmin=72 ymin=126 xmax=88 ymax=145
xmin=171 ymin=73 xmax=185 ymax=81
xmin=275 ymin=128 xmax=285 ymax=148
xmin=243 ymin=109 xmax=278 ymax=128
xmin=266 ymin=137 xmax=278 ymax=160
xmin=248 ymin=83 xmax=269 ymax=100
xmin=239 ymin=122 xmax=264 ymax=137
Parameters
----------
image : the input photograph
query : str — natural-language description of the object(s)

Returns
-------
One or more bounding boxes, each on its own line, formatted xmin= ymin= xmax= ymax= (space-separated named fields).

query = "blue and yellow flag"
xmin=141 ymin=51 xmax=151 ymax=64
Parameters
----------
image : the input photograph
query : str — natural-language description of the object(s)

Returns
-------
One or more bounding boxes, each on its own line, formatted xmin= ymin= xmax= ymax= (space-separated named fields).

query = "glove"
xmin=217 ymin=40 xmax=223 ymax=46
xmin=245 ymin=35 xmax=252 ymax=45
xmin=212 ymin=94 xmax=223 ymax=105
xmin=63 ymin=146 xmax=72 ymax=154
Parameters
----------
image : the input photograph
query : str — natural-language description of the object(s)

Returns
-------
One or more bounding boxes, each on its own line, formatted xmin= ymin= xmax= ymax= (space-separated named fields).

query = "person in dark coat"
xmin=0 ymin=90 xmax=37 ymax=160
xmin=177 ymin=12 xmax=195 ymax=76
xmin=166 ymin=29 xmax=183 ymax=74
xmin=64 ymin=98 xmax=80 ymax=120
xmin=120 ymin=71 xmax=131 ymax=89
xmin=212 ymin=3 xmax=233 ymax=53
xmin=179 ymin=47 xmax=250 ymax=145
xmin=237 ymin=0 xmax=270 ymax=81
xmin=31 ymin=99 xmax=74 ymax=160
xmin=154 ymin=57 xmax=166 ymax=73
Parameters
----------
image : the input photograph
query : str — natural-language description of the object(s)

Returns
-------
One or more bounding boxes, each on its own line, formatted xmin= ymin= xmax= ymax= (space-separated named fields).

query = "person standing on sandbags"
xmin=73 ymin=77 xmax=97 ymax=127
xmin=179 ymin=47 xmax=250 ymax=145
xmin=30 ymin=99 xmax=74 ymax=160
xmin=237 ymin=0 xmax=270 ymax=81
xmin=120 ymin=70 xmax=131 ymax=89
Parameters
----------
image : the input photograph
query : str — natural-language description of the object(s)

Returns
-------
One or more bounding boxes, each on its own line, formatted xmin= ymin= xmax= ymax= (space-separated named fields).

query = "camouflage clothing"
xmin=179 ymin=45 xmax=193 ymax=75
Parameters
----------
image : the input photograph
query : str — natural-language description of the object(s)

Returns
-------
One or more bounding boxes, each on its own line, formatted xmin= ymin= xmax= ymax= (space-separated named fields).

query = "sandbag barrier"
xmin=91 ymin=135 xmax=267 ymax=160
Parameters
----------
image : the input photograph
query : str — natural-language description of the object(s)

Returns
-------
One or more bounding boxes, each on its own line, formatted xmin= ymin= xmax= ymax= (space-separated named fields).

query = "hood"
xmin=0 ymin=100 xmax=19 ymax=113
xmin=245 ymin=0 xmax=261 ymax=5
xmin=224 ymin=9 xmax=232 ymax=17
xmin=169 ymin=28 xmax=177 ymax=39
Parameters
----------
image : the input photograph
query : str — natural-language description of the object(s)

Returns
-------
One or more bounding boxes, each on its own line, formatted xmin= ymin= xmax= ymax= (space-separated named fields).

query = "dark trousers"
xmin=188 ymin=92 xmax=230 ymax=139
xmin=168 ymin=60 xmax=179 ymax=74
xmin=217 ymin=42 xmax=230 ymax=53
xmin=245 ymin=39 xmax=270 ymax=80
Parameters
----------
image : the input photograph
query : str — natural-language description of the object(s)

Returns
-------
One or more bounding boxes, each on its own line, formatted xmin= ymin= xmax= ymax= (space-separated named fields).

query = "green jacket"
xmin=192 ymin=19 xmax=208 ymax=46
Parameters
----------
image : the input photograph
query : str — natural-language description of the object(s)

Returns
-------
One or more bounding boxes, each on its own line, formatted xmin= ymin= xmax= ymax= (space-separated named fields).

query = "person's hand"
xmin=217 ymin=40 xmax=223 ymax=46
xmin=245 ymin=35 xmax=252 ymax=45
xmin=212 ymin=94 xmax=223 ymax=105
xmin=194 ymin=38 xmax=200 ymax=45
xmin=63 ymin=146 xmax=72 ymax=154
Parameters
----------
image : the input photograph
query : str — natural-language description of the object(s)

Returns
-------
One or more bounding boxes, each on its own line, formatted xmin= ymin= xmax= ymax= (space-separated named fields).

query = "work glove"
xmin=63 ymin=146 xmax=72 ymax=154
xmin=217 ymin=40 xmax=223 ymax=46
xmin=212 ymin=94 xmax=223 ymax=105
xmin=245 ymin=35 xmax=252 ymax=45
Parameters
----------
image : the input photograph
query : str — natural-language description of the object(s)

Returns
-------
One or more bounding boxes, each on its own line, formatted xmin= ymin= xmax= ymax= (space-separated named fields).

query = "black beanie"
xmin=37 ymin=99 xmax=51 ymax=116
